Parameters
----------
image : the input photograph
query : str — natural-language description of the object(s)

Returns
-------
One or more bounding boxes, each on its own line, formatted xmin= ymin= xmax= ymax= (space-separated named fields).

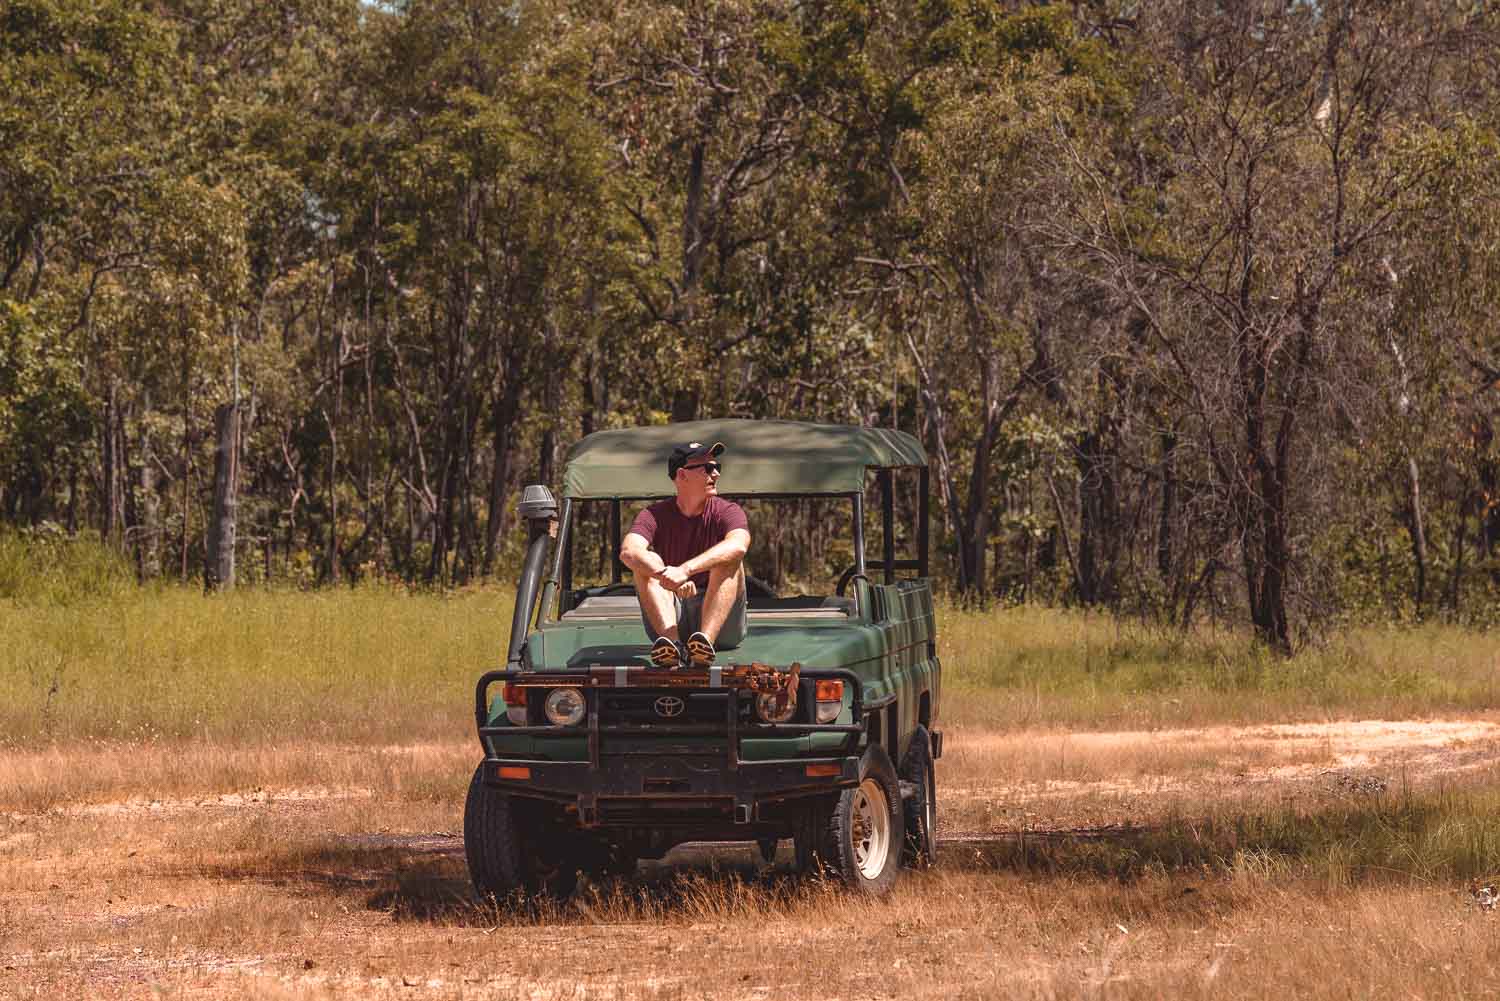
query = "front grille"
xmin=598 ymin=691 xmax=752 ymax=726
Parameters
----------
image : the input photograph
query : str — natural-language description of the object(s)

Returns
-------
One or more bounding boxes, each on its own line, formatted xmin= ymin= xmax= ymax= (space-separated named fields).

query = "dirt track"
xmin=2 ymin=718 xmax=1499 ymax=999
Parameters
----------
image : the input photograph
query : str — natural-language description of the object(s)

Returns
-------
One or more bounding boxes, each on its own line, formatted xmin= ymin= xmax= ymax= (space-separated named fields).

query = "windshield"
xmin=564 ymin=496 xmax=858 ymax=599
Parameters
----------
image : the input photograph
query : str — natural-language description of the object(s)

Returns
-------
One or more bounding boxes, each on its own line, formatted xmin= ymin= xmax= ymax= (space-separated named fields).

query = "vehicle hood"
xmin=527 ymin=618 xmax=887 ymax=672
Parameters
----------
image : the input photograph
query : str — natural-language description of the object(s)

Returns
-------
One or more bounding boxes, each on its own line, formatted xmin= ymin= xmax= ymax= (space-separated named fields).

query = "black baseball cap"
xmin=667 ymin=440 xmax=725 ymax=479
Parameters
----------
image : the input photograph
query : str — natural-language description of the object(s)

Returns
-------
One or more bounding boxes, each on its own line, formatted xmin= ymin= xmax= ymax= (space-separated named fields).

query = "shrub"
xmin=0 ymin=526 xmax=133 ymax=606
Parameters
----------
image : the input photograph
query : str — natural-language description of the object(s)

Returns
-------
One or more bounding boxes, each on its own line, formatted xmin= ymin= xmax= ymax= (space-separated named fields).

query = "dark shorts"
xmin=641 ymin=576 xmax=747 ymax=650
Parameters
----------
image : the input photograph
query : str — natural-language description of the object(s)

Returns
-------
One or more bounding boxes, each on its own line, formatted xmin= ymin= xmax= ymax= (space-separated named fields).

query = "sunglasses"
xmin=683 ymin=461 xmax=722 ymax=475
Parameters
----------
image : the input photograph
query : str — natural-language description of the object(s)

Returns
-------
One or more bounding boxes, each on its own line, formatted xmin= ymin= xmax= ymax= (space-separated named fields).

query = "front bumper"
xmin=474 ymin=666 xmax=867 ymax=827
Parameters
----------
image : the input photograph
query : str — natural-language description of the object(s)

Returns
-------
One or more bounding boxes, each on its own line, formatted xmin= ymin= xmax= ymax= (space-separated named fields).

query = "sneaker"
xmin=650 ymin=636 xmax=683 ymax=669
xmin=686 ymin=631 xmax=715 ymax=668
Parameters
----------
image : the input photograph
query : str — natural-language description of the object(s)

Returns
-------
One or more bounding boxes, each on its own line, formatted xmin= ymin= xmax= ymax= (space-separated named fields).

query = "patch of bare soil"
xmin=2 ymin=718 xmax=1498 ymax=1000
xmin=938 ymin=717 xmax=1500 ymax=831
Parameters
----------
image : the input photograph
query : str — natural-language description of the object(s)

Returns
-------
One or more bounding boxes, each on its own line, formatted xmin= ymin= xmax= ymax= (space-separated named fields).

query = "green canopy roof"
xmin=561 ymin=420 xmax=927 ymax=499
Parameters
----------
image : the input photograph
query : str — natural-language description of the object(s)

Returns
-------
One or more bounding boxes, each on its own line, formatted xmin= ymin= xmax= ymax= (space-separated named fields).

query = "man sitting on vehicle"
xmin=619 ymin=440 xmax=751 ymax=669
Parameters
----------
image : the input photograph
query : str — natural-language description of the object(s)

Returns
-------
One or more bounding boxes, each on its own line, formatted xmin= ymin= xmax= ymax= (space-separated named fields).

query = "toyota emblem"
xmin=654 ymin=695 xmax=685 ymax=718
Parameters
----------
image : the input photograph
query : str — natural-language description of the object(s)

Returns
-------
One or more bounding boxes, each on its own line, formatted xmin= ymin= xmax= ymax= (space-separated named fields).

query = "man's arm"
xmin=620 ymin=531 xmax=665 ymax=575
xmin=623 ymin=532 xmax=698 ymax=597
xmin=626 ymin=527 xmax=750 ymax=597
xmin=680 ymin=528 xmax=750 ymax=579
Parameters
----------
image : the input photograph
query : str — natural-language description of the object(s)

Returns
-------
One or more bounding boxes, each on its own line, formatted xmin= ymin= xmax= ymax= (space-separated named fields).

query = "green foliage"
xmin=0 ymin=299 xmax=89 ymax=481
xmin=0 ymin=0 xmax=1498 ymax=647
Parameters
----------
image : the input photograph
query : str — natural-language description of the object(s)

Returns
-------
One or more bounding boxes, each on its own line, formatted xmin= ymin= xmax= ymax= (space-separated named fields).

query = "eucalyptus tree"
xmin=1057 ymin=0 xmax=1496 ymax=649
xmin=317 ymin=0 xmax=622 ymax=583
xmin=581 ymin=0 xmax=846 ymax=421
xmin=0 ymin=0 xmax=188 ymax=539
xmin=781 ymin=1 xmax=1123 ymax=596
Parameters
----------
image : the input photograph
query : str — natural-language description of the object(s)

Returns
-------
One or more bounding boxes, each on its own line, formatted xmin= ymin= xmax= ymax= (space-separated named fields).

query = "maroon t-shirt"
xmin=629 ymin=497 xmax=748 ymax=589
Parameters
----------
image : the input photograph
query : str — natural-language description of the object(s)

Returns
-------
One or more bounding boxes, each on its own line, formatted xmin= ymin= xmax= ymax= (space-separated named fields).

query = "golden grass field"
xmin=3 ymin=588 xmax=1500 ymax=999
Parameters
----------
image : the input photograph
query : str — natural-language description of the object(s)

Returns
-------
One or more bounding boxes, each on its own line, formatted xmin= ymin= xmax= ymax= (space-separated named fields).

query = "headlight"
xmin=755 ymin=690 xmax=797 ymax=724
xmin=543 ymin=687 xmax=586 ymax=726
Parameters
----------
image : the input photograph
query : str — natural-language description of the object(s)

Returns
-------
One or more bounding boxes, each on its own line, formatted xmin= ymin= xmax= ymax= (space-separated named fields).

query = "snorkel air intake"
xmin=506 ymin=484 xmax=558 ymax=668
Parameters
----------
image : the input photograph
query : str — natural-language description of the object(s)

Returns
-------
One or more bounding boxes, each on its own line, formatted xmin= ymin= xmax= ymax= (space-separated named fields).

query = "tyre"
xmin=463 ymin=764 xmax=528 ymax=899
xmin=793 ymin=798 xmax=834 ymax=874
xmin=463 ymin=764 xmax=579 ymax=900
xmin=900 ymin=726 xmax=937 ymax=869
xmin=796 ymin=745 xmax=905 ymax=895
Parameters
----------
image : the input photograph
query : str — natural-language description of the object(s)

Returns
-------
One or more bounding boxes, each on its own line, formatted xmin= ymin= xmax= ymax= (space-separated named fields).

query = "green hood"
xmin=528 ymin=617 xmax=888 ymax=673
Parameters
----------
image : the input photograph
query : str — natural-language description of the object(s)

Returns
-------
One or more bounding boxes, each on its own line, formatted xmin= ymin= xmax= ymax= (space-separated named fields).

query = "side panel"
xmin=865 ymin=579 xmax=939 ymax=767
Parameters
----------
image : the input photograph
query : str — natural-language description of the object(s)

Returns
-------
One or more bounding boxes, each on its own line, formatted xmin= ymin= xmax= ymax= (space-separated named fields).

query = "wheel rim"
xmin=850 ymin=777 xmax=891 ymax=880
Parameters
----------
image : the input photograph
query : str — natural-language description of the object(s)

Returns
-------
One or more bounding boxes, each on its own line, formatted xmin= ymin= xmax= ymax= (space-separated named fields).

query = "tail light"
xmin=814 ymin=679 xmax=844 ymax=724
xmin=502 ymin=682 xmax=528 ymax=726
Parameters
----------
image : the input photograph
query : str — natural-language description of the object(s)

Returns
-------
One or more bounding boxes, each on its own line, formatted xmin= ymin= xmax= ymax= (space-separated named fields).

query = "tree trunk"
xmin=119 ymin=399 xmax=138 ymax=562
xmin=65 ymin=465 xmax=78 ymax=535
xmin=180 ymin=419 xmax=191 ymax=583
xmin=1157 ymin=432 xmax=1177 ymax=581
xmin=1076 ymin=407 xmax=1121 ymax=607
xmin=136 ymin=407 xmax=160 ymax=579
xmin=326 ymin=410 xmax=340 ymax=583
xmin=1404 ymin=456 xmax=1428 ymax=618
xmin=956 ymin=356 xmax=1003 ymax=596
xmin=538 ymin=343 xmax=559 ymax=486
xmin=482 ymin=360 xmax=522 ymax=576
xmin=205 ymin=401 xmax=240 ymax=592
xmin=1477 ymin=420 xmax=1500 ymax=584
xmin=682 ymin=140 xmax=707 ymax=304
xmin=1251 ymin=474 xmax=1292 ymax=654
xmin=100 ymin=381 xmax=123 ymax=544
xmin=669 ymin=390 xmax=698 ymax=424
xmin=427 ymin=433 xmax=459 ymax=585
xmin=455 ymin=400 xmax=481 ymax=583
xmin=1236 ymin=311 xmax=1302 ymax=656
xmin=1448 ymin=500 xmax=1466 ymax=615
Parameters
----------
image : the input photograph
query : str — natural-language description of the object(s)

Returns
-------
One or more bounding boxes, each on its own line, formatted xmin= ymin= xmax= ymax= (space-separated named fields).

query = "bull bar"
xmin=473 ymin=665 xmax=874 ymax=826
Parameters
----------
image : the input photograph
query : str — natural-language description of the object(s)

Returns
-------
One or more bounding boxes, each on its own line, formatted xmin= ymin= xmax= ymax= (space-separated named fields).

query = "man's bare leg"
xmin=632 ymin=568 xmax=680 ymax=641
xmin=697 ymin=563 xmax=744 ymax=644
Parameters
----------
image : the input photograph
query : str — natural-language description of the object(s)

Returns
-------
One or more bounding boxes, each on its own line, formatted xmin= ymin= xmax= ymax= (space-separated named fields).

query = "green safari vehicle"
xmin=466 ymin=419 xmax=943 ymax=896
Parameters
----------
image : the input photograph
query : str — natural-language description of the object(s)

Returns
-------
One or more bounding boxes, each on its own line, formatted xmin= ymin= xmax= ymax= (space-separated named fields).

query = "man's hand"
xmin=654 ymin=566 xmax=697 ymax=598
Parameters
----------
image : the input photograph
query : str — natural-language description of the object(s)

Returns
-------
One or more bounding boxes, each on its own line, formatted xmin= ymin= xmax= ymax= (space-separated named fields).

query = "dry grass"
xmin=937 ymin=719 xmax=1500 ymax=829
xmin=5 ymin=588 xmax=1500 ymax=997
xmin=5 ymin=811 xmax=1500 ymax=1000
xmin=4 ymin=720 xmax=1500 ymax=999
xmin=0 ymin=740 xmax=477 ymax=818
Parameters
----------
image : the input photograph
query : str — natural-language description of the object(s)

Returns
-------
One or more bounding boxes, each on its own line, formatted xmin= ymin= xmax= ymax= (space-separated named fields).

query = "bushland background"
xmin=5 ymin=0 xmax=1500 ymax=651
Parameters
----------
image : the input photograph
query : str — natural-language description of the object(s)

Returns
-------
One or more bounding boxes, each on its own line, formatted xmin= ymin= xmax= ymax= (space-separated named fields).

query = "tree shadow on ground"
xmin=201 ymin=787 xmax=1498 ymax=926
xmin=369 ymin=841 xmax=824 ymax=926
xmin=939 ymin=785 xmax=1500 ymax=886
xmin=199 ymin=834 xmax=825 ymax=926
